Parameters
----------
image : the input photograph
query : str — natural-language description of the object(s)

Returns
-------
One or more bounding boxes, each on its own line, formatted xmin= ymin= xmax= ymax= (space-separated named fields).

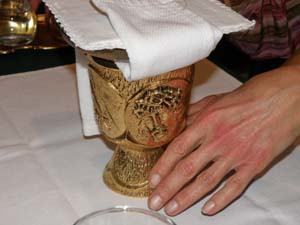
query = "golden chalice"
xmin=86 ymin=50 xmax=194 ymax=197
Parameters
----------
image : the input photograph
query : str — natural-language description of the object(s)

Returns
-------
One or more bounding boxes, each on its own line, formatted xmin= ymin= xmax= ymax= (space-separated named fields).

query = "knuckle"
xmin=197 ymin=171 xmax=217 ymax=187
xmin=172 ymin=138 xmax=189 ymax=156
xmin=203 ymin=94 xmax=219 ymax=103
xmin=207 ymin=94 xmax=220 ymax=101
xmin=202 ymin=108 xmax=221 ymax=124
xmin=176 ymin=160 xmax=196 ymax=178
xmin=228 ymin=177 xmax=245 ymax=192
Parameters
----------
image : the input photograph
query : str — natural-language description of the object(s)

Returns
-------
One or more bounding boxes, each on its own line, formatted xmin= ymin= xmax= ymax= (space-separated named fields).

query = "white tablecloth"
xmin=0 ymin=61 xmax=299 ymax=225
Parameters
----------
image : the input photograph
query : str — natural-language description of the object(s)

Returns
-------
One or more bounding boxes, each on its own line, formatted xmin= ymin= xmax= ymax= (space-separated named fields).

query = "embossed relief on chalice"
xmin=89 ymin=65 xmax=126 ymax=139
xmin=133 ymin=86 xmax=182 ymax=140
xmin=126 ymin=81 xmax=189 ymax=147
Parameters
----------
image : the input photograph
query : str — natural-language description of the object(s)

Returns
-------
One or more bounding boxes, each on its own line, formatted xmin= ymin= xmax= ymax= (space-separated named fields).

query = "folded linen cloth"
xmin=44 ymin=0 xmax=254 ymax=80
xmin=43 ymin=0 xmax=254 ymax=136
xmin=75 ymin=50 xmax=100 ymax=136
xmin=92 ymin=0 xmax=253 ymax=80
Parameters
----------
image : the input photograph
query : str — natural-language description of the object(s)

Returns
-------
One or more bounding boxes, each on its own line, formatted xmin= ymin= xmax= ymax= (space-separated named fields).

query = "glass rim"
xmin=73 ymin=205 xmax=177 ymax=225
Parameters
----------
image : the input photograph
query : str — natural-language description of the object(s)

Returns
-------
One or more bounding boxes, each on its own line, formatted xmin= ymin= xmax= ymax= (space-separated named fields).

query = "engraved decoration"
xmin=89 ymin=67 xmax=126 ymax=139
xmin=126 ymin=82 xmax=189 ymax=147
xmin=87 ymin=52 xmax=194 ymax=197
xmin=132 ymin=86 xmax=181 ymax=142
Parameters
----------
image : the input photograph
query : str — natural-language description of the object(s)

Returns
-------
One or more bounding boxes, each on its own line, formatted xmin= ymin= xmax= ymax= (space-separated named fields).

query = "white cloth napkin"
xmin=45 ymin=0 xmax=254 ymax=80
xmin=43 ymin=0 xmax=124 ymax=50
xmin=92 ymin=0 xmax=253 ymax=80
xmin=75 ymin=50 xmax=101 ymax=136
xmin=43 ymin=0 xmax=254 ymax=136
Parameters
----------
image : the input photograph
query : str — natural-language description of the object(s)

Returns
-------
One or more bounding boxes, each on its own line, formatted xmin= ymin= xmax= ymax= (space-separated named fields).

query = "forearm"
xmin=283 ymin=49 xmax=300 ymax=66
xmin=280 ymin=51 xmax=300 ymax=138
xmin=246 ymin=52 xmax=300 ymax=138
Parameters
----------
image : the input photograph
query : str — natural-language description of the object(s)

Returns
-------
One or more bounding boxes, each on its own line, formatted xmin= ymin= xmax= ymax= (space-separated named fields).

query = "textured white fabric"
xmin=44 ymin=0 xmax=254 ymax=80
xmin=75 ymin=50 xmax=100 ymax=136
xmin=92 ymin=0 xmax=253 ymax=80
xmin=1 ymin=65 xmax=300 ymax=225
xmin=44 ymin=0 xmax=254 ymax=135
xmin=42 ymin=0 xmax=124 ymax=50
xmin=92 ymin=0 xmax=223 ymax=80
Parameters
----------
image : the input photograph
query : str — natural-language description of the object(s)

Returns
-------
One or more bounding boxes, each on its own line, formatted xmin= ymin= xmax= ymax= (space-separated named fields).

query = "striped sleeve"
xmin=222 ymin=0 xmax=300 ymax=59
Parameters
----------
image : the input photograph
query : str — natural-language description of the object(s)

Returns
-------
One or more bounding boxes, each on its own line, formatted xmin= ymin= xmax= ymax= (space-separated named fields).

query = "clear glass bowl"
xmin=74 ymin=206 xmax=176 ymax=225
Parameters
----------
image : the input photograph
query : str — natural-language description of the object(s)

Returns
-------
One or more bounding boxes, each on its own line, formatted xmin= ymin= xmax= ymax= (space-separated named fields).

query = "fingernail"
xmin=202 ymin=201 xmax=215 ymax=214
xmin=149 ymin=174 xmax=161 ymax=188
xmin=149 ymin=195 xmax=162 ymax=210
xmin=165 ymin=200 xmax=178 ymax=215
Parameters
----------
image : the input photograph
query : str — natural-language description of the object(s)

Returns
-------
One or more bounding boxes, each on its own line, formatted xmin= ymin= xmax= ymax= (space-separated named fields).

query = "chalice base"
xmin=103 ymin=161 xmax=150 ymax=197
xmin=103 ymin=145 xmax=163 ymax=197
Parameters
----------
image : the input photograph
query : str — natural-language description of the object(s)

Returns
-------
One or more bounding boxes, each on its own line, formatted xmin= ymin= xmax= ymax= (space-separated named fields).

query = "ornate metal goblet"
xmin=86 ymin=51 xmax=194 ymax=197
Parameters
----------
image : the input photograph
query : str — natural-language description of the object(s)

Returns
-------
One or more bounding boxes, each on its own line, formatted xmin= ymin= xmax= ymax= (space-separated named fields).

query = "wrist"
xmin=273 ymin=65 xmax=300 ymax=89
xmin=281 ymin=66 xmax=300 ymax=138
xmin=261 ymin=65 xmax=300 ymax=138
xmin=293 ymin=88 xmax=300 ymax=139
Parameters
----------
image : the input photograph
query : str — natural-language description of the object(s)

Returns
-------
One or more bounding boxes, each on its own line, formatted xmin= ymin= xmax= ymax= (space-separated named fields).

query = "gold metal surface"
xmin=87 ymin=51 xmax=194 ymax=197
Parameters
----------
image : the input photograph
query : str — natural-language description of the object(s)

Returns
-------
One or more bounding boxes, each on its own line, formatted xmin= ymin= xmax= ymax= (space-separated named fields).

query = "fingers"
xmin=161 ymin=158 xmax=234 ymax=216
xmin=149 ymin=157 xmax=255 ymax=216
xmin=187 ymin=94 xmax=224 ymax=127
xmin=188 ymin=95 xmax=219 ymax=116
xmin=149 ymin=122 xmax=205 ymax=189
xmin=148 ymin=147 xmax=217 ymax=211
xmin=186 ymin=112 xmax=199 ymax=127
xmin=201 ymin=167 xmax=255 ymax=215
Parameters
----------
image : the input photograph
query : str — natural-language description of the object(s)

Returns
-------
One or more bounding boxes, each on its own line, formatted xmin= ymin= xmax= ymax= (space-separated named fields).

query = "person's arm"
xmin=147 ymin=52 xmax=300 ymax=216
xmin=283 ymin=49 xmax=300 ymax=66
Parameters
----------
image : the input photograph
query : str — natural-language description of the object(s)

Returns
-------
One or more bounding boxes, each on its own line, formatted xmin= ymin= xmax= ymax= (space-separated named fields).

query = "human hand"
xmin=148 ymin=66 xmax=300 ymax=216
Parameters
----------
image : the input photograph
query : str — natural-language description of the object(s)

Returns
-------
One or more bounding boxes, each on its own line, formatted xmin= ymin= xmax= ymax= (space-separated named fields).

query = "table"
xmin=0 ymin=60 xmax=299 ymax=225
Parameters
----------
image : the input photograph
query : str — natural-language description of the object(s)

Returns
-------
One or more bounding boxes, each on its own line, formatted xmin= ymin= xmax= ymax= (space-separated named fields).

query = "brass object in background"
xmin=0 ymin=0 xmax=37 ymax=48
xmin=0 ymin=13 xmax=67 ymax=54
xmin=87 ymin=52 xmax=194 ymax=197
